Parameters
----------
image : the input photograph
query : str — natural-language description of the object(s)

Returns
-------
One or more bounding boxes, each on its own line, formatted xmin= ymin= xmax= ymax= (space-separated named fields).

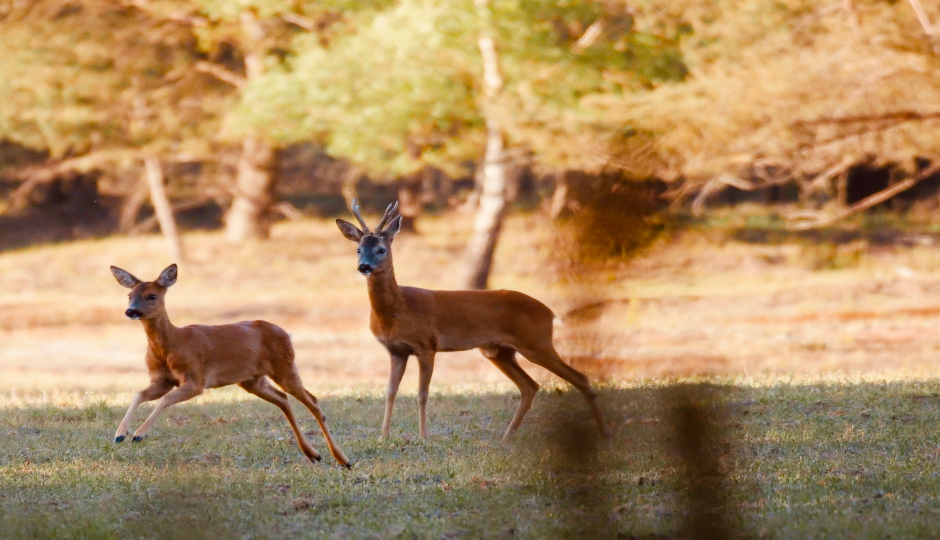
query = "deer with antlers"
xmin=109 ymin=263 xmax=351 ymax=468
xmin=336 ymin=200 xmax=610 ymax=440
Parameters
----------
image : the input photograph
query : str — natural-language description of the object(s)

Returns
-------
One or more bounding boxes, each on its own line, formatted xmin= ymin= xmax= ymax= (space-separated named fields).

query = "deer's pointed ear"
xmin=336 ymin=219 xmax=364 ymax=242
xmin=110 ymin=266 xmax=141 ymax=289
xmin=156 ymin=264 xmax=178 ymax=288
xmin=382 ymin=215 xmax=402 ymax=240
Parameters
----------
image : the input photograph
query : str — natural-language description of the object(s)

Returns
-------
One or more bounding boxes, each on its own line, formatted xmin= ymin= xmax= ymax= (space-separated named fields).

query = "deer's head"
xmin=109 ymin=264 xmax=178 ymax=320
xmin=336 ymin=200 xmax=402 ymax=276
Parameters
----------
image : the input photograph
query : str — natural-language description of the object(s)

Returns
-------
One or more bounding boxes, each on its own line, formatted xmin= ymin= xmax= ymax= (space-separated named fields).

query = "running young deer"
xmin=336 ymin=201 xmax=610 ymax=440
xmin=109 ymin=264 xmax=351 ymax=468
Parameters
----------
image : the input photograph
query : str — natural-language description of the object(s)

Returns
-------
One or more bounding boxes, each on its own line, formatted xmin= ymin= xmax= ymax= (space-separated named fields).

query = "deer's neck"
xmin=367 ymin=266 xmax=404 ymax=328
xmin=141 ymin=310 xmax=178 ymax=358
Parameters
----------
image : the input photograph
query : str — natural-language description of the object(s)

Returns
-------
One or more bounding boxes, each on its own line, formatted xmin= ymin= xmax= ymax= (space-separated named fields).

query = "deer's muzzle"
xmin=125 ymin=308 xmax=143 ymax=320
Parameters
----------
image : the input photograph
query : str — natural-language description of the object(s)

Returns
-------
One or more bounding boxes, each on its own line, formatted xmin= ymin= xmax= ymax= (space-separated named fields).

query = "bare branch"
xmin=690 ymin=179 xmax=720 ymax=217
xmin=788 ymin=162 xmax=940 ymax=231
xmin=843 ymin=0 xmax=859 ymax=36
xmin=6 ymin=151 xmax=133 ymax=210
xmin=793 ymin=110 xmax=940 ymax=127
xmin=808 ymin=159 xmax=854 ymax=191
xmin=194 ymin=61 xmax=247 ymax=88
xmin=907 ymin=0 xmax=940 ymax=55
xmin=273 ymin=201 xmax=305 ymax=221
xmin=128 ymin=197 xmax=214 ymax=235
xmin=280 ymin=12 xmax=315 ymax=31
xmin=573 ymin=19 xmax=605 ymax=52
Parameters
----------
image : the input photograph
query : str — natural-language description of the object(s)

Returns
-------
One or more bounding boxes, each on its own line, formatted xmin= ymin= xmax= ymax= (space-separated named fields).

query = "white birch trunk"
xmin=463 ymin=0 xmax=508 ymax=290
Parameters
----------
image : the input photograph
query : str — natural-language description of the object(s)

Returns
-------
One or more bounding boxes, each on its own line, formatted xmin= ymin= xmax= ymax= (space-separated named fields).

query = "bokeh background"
xmin=2 ymin=0 xmax=940 ymax=393
xmin=3 ymin=1 xmax=940 ymax=538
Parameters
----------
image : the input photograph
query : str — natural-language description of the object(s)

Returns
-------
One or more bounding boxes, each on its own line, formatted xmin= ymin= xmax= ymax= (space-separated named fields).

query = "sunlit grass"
xmin=5 ymin=377 xmax=940 ymax=538
xmin=7 ymin=210 xmax=940 ymax=536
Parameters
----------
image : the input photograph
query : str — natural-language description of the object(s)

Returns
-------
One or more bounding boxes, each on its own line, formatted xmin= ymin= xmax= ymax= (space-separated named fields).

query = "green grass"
xmin=4 ymin=379 xmax=940 ymax=539
xmin=7 ymin=212 xmax=940 ymax=538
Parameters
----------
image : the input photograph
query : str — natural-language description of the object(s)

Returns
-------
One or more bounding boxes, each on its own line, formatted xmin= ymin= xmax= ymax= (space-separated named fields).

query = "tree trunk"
xmin=224 ymin=14 xmax=277 ymax=244
xmin=143 ymin=156 xmax=183 ymax=262
xmin=398 ymin=174 xmax=422 ymax=233
xmin=119 ymin=179 xmax=150 ymax=233
xmin=463 ymin=127 xmax=507 ymax=289
xmin=906 ymin=0 xmax=940 ymax=55
xmin=835 ymin=169 xmax=849 ymax=208
xmin=225 ymin=137 xmax=276 ymax=243
xmin=550 ymin=170 xmax=573 ymax=218
xmin=463 ymin=0 xmax=507 ymax=290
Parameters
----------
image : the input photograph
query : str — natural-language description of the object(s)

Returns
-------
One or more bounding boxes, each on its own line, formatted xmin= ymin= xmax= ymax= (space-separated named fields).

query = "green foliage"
xmin=0 ymin=1 xmax=231 ymax=161
xmin=241 ymin=0 xmax=686 ymax=177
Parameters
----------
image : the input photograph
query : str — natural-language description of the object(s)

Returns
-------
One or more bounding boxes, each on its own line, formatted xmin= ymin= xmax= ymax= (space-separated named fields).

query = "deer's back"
xmin=403 ymin=287 xmax=556 ymax=352
xmin=176 ymin=321 xmax=293 ymax=387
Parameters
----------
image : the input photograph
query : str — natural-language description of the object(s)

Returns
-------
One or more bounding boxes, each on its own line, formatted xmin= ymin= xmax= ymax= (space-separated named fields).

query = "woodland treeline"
xmin=0 ymin=0 xmax=939 ymax=286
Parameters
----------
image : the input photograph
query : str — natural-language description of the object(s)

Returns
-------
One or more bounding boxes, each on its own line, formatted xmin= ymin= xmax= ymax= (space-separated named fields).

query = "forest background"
xmin=3 ymin=1 xmax=940 ymax=538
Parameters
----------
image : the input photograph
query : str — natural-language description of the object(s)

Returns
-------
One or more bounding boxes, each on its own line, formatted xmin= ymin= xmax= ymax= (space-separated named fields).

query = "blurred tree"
xmin=0 ymin=1 xmax=227 ymax=165
xmin=175 ymin=0 xmax=392 ymax=242
xmin=0 ymin=0 xmax=232 ymax=257
xmin=0 ymin=0 xmax=381 ymax=245
xmin=242 ymin=0 xmax=685 ymax=287
xmin=606 ymin=0 xmax=940 ymax=226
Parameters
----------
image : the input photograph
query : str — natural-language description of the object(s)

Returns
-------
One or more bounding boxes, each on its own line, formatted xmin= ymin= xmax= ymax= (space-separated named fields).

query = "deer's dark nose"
xmin=125 ymin=308 xmax=143 ymax=320
xmin=358 ymin=263 xmax=374 ymax=275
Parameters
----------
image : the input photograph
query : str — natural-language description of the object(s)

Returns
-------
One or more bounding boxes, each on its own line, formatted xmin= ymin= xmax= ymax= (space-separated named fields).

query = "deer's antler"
xmin=375 ymin=201 xmax=400 ymax=233
xmin=350 ymin=198 xmax=370 ymax=233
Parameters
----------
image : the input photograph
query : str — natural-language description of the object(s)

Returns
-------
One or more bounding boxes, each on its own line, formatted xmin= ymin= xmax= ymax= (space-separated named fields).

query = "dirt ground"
xmin=3 ymin=210 xmax=940 ymax=398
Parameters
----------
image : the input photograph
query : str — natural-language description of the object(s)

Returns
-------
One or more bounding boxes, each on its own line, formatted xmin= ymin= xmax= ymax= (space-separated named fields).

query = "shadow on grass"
xmin=3 ymin=381 xmax=940 ymax=538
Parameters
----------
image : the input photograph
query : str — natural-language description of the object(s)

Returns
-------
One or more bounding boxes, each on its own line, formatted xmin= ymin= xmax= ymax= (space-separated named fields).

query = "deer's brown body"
xmin=139 ymin=319 xmax=294 ymax=390
xmin=370 ymin=285 xmax=554 ymax=354
xmin=110 ymin=264 xmax=350 ymax=468
xmin=337 ymin=201 xmax=610 ymax=439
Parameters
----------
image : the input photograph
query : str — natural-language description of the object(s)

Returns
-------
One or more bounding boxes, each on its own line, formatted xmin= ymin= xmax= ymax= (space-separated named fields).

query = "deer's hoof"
xmin=115 ymin=435 xmax=125 ymax=443
xmin=342 ymin=461 xmax=353 ymax=470
xmin=132 ymin=435 xmax=145 ymax=443
xmin=308 ymin=454 xmax=322 ymax=463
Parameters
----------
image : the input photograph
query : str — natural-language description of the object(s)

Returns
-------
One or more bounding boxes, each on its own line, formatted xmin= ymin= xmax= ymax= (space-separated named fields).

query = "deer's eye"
xmin=356 ymin=248 xmax=361 ymax=254
xmin=377 ymin=248 xmax=386 ymax=255
xmin=147 ymin=294 xmax=157 ymax=301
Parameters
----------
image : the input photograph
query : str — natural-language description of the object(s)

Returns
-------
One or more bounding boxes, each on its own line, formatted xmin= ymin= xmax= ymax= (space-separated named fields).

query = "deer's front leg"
xmin=416 ymin=352 xmax=435 ymax=440
xmin=382 ymin=353 xmax=408 ymax=438
xmin=114 ymin=378 xmax=175 ymax=443
xmin=131 ymin=380 xmax=203 ymax=442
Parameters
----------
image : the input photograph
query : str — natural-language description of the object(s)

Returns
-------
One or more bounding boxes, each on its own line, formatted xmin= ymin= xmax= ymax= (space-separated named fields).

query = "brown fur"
xmin=110 ymin=264 xmax=350 ymax=468
xmin=337 ymin=202 xmax=610 ymax=440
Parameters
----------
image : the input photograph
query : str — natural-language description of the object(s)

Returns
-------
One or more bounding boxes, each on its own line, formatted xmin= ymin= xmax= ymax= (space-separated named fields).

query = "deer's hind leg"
xmin=480 ymin=346 xmax=539 ymax=439
xmin=239 ymin=376 xmax=322 ymax=463
xmin=516 ymin=344 xmax=610 ymax=438
xmin=416 ymin=351 xmax=436 ymax=440
xmin=271 ymin=373 xmax=351 ymax=468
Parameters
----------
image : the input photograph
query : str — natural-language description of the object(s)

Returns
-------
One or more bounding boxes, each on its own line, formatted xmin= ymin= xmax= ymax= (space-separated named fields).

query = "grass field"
xmin=5 ymin=209 xmax=940 ymax=538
